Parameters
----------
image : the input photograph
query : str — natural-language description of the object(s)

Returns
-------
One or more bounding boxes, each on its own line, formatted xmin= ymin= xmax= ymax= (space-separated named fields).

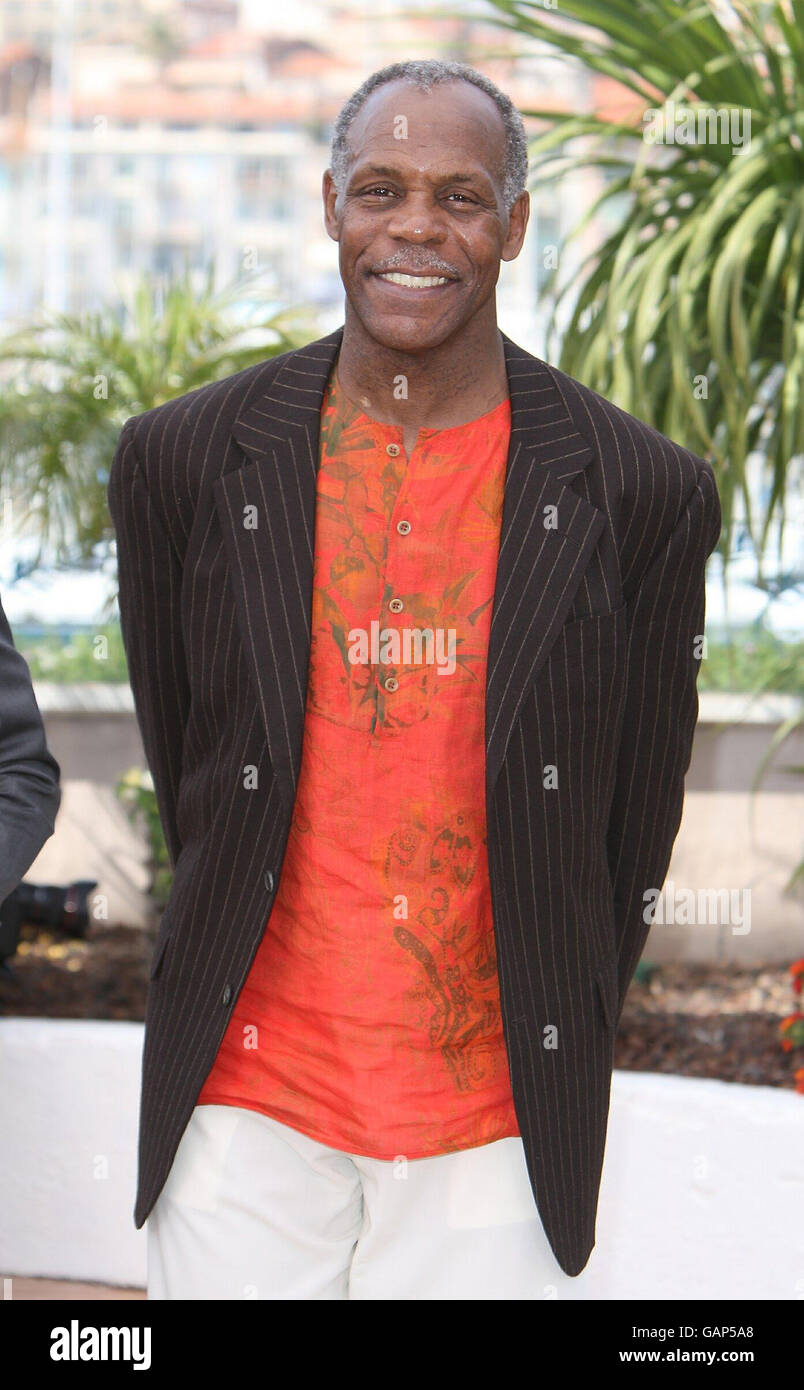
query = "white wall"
xmin=1 ymin=1019 xmax=146 ymax=1288
xmin=1 ymin=1018 xmax=802 ymax=1298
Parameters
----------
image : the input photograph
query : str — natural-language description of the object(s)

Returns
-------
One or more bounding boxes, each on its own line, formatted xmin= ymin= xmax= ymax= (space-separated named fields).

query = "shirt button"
xmin=388 ymin=597 xmax=403 ymax=613
xmin=386 ymin=442 xmax=401 ymax=457
xmin=222 ymin=984 xmax=233 ymax=1007
xmin=396 ymin=519 xmax=411 ymax=535
xmin=264 ymin=869 xmax=275 ymax=894
xmin=384 ymin=676 xmax=399 ymax=692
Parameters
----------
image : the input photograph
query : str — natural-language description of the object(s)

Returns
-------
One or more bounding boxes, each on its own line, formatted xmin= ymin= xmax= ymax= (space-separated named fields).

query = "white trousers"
xmin=146 ymin=1103 xmax=598 ymax=1299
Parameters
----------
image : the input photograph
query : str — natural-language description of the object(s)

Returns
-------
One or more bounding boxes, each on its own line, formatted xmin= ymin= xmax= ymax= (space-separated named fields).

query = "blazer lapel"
xmin=215 ymin=325 xmax=604 ymax=814
xmin=484 ymin=337 xmax=605 ymax=797
xmin=214 ymin=330 xmax=342 ymax=815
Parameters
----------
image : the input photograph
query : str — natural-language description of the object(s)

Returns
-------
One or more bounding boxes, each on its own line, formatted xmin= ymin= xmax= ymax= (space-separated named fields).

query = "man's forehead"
xmin=350 ymin=80 xmax=504 ymax=140
xmin=345 ymin=83 xmax=506 ymax=176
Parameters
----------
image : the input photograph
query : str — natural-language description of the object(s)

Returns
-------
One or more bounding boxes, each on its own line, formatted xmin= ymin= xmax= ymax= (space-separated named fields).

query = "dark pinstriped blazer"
xmin=0 ymin=594 xmax=61 ymax=905
xmin=108 ymin=324 xmax=720 ymax=1278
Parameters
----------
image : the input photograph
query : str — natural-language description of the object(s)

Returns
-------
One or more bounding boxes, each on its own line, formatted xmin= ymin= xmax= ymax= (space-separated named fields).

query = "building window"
xmin=237 ymin=157 xmax=292 ymax=221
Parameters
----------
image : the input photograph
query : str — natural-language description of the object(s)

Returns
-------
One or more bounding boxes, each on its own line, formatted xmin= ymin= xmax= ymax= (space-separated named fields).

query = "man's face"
xmin=322 ymin=79 xmax=529 ymax=353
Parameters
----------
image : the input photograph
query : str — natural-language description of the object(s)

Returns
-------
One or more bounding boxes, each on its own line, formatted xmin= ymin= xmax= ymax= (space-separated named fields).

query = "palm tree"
xmin=0 ymin=263 xmax=315 ymax=574
xmin=484 ymin=0 xmax=804 ymax=579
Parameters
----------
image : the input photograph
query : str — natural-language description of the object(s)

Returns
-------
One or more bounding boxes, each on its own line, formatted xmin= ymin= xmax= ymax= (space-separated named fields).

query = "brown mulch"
xmin=0 ymin=923 xmax=153 ymax=1021
xmin=615 ymin=962 xmax=798 ymax=1089
xmin=0 ymin=925 xmax=800 ymax=1091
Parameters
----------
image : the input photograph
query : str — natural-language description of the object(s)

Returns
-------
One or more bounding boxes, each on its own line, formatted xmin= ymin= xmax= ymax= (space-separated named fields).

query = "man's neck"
xmin=333 ymin=310 xmax=509 ymax=438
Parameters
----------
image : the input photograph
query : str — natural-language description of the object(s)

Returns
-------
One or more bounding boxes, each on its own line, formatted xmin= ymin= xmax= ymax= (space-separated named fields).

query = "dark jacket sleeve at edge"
xmin=107 ymin=419 xmax=190 ymax=871
xmin=0 ymin=596 xmax=61 ymax=903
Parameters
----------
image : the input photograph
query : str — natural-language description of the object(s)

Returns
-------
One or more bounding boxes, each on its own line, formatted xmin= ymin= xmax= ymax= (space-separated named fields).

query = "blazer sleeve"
xmin=107 ymin=419 xmax=190 ymax=870
xmin=606 ymin=461 xmax=721 ymax=1021
xmin=0 ymin=595 xmax=61 ymax=904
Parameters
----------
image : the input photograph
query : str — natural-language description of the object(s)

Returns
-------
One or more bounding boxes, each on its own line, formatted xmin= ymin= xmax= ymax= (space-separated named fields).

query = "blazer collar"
xmin=231 ymin=323 xmax=595 ymax=481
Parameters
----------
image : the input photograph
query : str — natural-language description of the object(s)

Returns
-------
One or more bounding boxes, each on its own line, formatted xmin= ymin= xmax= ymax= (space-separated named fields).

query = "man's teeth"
xmin=377 ymin=272 xmax=450 ymax=287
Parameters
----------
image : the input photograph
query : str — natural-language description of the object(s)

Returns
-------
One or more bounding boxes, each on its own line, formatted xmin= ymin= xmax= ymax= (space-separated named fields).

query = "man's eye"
xmin=360 ymin=188 xmax=476 ymax=203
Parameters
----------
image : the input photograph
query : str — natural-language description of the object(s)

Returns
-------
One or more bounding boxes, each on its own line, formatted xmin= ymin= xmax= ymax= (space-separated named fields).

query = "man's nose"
xmin=386 ymin=198 xmax=448 ymax=242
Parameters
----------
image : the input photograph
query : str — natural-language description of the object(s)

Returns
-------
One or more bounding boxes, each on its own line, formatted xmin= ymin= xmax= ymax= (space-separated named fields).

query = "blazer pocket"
xmin=557 ymin=605 xmax=627 ymax=667
xmin=533 ymin=608 xmax=627 ymax=697
xmin=593 ymin=952 xmax=619 ymax=1032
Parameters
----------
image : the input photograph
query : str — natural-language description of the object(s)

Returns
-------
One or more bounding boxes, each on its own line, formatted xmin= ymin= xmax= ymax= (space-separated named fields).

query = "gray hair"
xmin=329 ymin=59 xmax=529 ymax=216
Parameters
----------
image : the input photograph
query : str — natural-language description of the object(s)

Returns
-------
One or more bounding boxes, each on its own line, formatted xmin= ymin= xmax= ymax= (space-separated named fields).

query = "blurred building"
xmin=0 ymin=0 xmax=183 ymax=47
xmin=0 ymin=0 xmax=604 ymax=353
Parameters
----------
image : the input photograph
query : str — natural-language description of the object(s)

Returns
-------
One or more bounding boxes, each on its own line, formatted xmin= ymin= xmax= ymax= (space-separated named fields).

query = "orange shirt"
xmin=198 ymin=363 xmax=520 ymax=1158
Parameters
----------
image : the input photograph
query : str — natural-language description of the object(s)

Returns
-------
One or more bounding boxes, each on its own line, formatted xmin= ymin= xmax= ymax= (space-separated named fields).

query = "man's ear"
xmin=501 ymin=190 xmax=530 ymax=263
xmin=322 ymin=169 xmax=340 ymax=242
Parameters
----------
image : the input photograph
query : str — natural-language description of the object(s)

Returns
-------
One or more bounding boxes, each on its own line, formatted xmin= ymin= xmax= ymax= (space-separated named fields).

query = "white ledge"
xmin=33 ymin=682 xmax=135 ymax=713
xmin=697 ymin=691 xmax=803 ymax=724
xmin=31 ymin=684 xmax=803 ymax=725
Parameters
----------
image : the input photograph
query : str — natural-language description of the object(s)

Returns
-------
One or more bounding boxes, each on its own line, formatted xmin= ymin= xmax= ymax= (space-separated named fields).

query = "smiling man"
xmin=108 ymin=59 xmax=720 ymax=1300
xmin=324 ymin=70 xmax=524 ymax=456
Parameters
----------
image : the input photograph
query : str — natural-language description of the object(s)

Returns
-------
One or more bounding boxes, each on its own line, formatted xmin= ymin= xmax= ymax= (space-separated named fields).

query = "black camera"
xmin=0 ymin=879 xmax=98 ymax=973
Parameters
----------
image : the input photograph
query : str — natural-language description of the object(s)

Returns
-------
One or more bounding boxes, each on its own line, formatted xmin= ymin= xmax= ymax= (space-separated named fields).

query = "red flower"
xmin=779 ymin=1014 xmax=804 ymax=1054
xmin=794 ymin=1067 xmax=804 ymax=1095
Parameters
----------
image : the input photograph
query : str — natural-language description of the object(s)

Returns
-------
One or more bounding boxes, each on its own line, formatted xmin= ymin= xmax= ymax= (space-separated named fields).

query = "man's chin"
xmin=351 ymin=304 xmax=461 ymax=353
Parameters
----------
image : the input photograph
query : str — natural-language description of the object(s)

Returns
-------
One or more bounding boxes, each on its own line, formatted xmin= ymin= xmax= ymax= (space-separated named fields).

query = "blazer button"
xmin=264 ymin=869 xmax=275 ymax=894
xmin=222 ymin=984 xmax=233 ymax=1007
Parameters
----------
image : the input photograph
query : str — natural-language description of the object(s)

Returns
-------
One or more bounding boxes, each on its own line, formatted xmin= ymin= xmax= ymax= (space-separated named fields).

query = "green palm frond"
xmin=482 ymin=0 xmax=804 ymax=578
xmin=0 ymin=261 xmax=317 ymax=572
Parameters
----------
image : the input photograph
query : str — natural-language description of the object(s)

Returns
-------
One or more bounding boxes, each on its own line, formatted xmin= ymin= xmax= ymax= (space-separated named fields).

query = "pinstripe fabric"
xmin=107 ymin=325 xmax=720 ymax=1277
